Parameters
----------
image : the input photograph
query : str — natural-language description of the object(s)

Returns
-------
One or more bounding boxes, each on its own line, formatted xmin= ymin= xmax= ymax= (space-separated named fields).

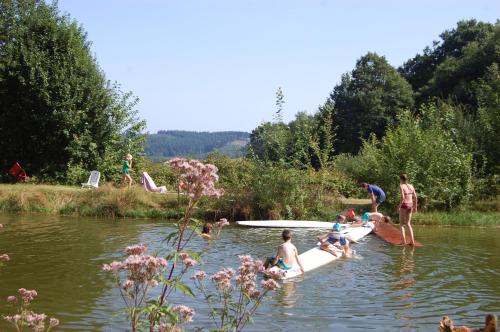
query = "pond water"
xmin=0 ymin=214 xmax=499 ymax=331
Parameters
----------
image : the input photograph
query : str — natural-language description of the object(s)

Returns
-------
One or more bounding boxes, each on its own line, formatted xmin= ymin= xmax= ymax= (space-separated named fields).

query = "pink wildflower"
xmin=25 ymin=312 xmax=46 ymax=324
xmin=178 ymin=253 xmax=189 ymax=260
xmin=264 ymin=269 xmax=286 ymax=279
xmin=0 ymin=254 xmax=10 ymax=262
xmin=102 ymin=261 xmax=124 ymax=272
xmin=250 ymin=289 xmax=262 ymax=299
xmin=122 ymin=279 xmax=134 ymax=290
xmin=148 ymin=279 xmax=159 ymax=287
xmin=238 ymin=255 xmax=252 ymax=263
xmin=6 ymin=296 xmax=17 ymax=304
xmin=211 ymin=268 xmax=235 ymax=291
xmin=173 ymin=305 xmax=195 ymax=323
xmin=183 ymin=258 xmax=197 ymax=268
xmin=193 ymin=271 xmax=206 ymax=281
xmin=261 ymin=279 xmax=280 ymax=291
xmin=18 ymin=288 xmax=37 ymax=303
xmin=49 ymin=317 xmax=60 ymax=327
xmin=168 ymin=158 xmax=224 ymax=200
xmin=125 ymin=244 xmax=148 ymax=255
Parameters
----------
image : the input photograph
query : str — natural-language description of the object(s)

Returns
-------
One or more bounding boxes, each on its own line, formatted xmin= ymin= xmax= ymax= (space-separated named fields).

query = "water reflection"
xmin=1 ymin=215 xmax=500 ymax=331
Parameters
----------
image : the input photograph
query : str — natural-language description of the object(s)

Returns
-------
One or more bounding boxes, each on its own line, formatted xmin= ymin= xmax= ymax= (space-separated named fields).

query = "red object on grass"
xmin=9 ymin=162 xmax=28 ymax=182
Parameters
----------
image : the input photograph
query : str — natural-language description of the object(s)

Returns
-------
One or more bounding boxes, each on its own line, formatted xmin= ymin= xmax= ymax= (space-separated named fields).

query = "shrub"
xmin=336 ymin=105 xmax=474 ymax=210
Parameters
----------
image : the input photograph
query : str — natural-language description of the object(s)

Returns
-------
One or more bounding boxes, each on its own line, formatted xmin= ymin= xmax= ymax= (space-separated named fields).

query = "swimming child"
xmin=264 ymin=230 xmax=304 ymax=274
xmin=201 ymin=223 xmax=213 ymax=239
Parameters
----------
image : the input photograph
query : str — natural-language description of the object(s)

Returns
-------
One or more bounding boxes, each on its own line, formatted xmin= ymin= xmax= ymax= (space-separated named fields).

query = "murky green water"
xmin=0 ymin=214 xmax=499 ymax=331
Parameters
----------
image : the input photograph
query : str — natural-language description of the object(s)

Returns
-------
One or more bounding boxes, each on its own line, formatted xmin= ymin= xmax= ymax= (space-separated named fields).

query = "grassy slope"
xmin=0 ymin=183 xmax=182 ymax=219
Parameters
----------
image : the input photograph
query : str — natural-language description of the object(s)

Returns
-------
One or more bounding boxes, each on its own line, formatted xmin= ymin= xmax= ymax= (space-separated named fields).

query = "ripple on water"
xmin=1 ymin=216 xmax=499 ymax=331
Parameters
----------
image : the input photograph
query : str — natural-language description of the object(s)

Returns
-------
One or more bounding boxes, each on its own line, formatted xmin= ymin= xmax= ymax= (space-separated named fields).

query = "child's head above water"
xmin=282 ymin=229 xmax=292 ymax=241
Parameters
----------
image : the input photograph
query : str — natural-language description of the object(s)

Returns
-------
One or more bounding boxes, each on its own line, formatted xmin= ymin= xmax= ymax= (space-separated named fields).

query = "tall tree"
xmin=399 ymin=20 xmax=498 ymax=106
xmin=0 ymin=0 xmax=145 ymax=181
xmin=325 ymin=52 xmax=414 ymax=154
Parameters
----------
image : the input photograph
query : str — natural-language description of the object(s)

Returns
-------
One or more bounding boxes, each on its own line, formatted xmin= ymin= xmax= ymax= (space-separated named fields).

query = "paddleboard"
xmin=236 ymin=220 xmax=334 ymax=228
xmin=267 ymin=222 xmax=375 ymax=279
xmin=373 ymin=221 xmax=423 ymax=247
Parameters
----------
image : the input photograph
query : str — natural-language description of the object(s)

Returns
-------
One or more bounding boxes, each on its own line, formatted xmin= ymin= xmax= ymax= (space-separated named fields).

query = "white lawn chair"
xmin=81 ymin=171 xmax=100 ymax=189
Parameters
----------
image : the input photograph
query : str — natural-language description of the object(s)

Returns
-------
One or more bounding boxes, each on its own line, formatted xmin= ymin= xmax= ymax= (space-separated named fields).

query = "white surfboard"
xmin=267 ymin=222 xmax=374 ymax=279
xmin=236 ymin=220 xmax=335 ymax=228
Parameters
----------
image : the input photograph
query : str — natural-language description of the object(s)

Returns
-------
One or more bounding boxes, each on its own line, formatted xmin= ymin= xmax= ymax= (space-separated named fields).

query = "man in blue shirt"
xmin=362 ymin=183 xmax=386 ymax=212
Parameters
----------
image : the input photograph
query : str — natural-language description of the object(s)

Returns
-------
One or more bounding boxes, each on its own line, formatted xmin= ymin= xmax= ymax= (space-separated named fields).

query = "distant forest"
xmin=145 ymin=131 xmax=250 ymax=160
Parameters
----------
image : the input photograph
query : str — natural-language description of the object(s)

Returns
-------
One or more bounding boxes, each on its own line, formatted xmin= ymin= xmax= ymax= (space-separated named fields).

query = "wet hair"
xmin=382 ymin=216 xmax=391 ymax=223
xmin=282 ymin=229 xmax=292 ymax=241
xmin=400 ymin=174 xmax=408 ymax=183
xmin=202 ymin=223 xmax=213 ymax=234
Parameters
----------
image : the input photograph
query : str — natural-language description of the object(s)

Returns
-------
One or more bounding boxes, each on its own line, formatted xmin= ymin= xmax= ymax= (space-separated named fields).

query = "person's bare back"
xmin=276 ymin=241 xmax=299 ymax=268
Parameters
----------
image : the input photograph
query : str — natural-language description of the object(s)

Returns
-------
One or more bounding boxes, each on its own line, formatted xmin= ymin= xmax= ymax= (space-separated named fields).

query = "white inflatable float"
xmin=236 ymin=220 xmax=335 ymax=228
xmin=267 ymin=222 xmax=374 ymax=279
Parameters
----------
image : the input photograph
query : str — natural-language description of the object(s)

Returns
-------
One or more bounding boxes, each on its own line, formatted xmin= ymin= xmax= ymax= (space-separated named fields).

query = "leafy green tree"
xmin=324 ymin=52 xmax=414 ymax=154
xmin=0 ymin=0 xmax=145 ymax=182
xmin=475 ymin=63 xmax=500 ymax=176
xmin=400 ymin=20 xmax=498 ymax=107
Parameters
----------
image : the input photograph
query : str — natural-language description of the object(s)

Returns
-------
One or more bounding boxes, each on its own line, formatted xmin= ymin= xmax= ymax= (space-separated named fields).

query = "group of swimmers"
xmin=264 ymin=173 xmax=419 ymax=273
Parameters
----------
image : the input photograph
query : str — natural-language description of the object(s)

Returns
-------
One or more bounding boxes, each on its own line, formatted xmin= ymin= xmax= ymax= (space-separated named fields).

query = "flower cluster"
xmin=263 ymin=268 xmax=286 ymax=279
xmin=0 ymin=253 xmax=10 ymax=262
xmin=19 ymin=288 xmax=38 ymax=303
xmin=236 ymin=255 xmax=266 ymax=298
xmin=168 ymin=158 xmax=224 ymax=200
xmin=178 ymin=252 xmax=197 ymax=269
xmin=102 ymin=244 xmax=167 ymax=286
xmin=3 ymin=289 xmax=59 ymax=331
xmin=173 ymin=305 xmax=195 ymax=323
xmin=194 ymin=255 xmax=281 ymax=331
xmin=210 ymin=267 xmax=235 ymax=292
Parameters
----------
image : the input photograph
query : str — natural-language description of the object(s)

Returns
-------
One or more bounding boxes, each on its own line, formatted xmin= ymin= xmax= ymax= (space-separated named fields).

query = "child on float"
xmin=318 ymin=222 xmax=357 ymax=257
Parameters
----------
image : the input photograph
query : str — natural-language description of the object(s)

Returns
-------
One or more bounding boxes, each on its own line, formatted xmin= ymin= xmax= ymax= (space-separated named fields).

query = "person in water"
xmin=122 ymin=154 xmax=133 ymax=188
xmin=201 ymin=223 xmax=213 ymax=239
xmin=264 ymin=230 xmax=304 ymax=274
xmin=399 ymin=174 xmax=418 ymax=245
xmin=318 ymin=223 xmax=356 ymax=257
xmin=362 ymin=182 xmax=386 ymax=212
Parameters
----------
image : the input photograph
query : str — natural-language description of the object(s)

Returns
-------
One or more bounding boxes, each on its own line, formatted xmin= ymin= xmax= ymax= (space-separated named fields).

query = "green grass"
xmin=413 ymin=211 xmax=500 ymax=227
xmin=0 ymin=184 xmax=498 ymax=225
xmin=0 ymin=183 xmax=183 ymax=219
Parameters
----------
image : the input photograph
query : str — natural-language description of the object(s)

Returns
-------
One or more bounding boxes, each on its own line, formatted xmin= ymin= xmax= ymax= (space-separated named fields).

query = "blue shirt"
xmin=367 ymin=185 xmax=385 ymax=198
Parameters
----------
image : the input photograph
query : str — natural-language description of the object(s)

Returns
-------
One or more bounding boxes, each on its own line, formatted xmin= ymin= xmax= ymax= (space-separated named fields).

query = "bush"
xmin=335 ymin=105 xmax=474 ymax=210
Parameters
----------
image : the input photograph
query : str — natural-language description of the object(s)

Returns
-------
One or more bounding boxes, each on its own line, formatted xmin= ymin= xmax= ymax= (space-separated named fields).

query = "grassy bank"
xmin=0 ymin=183 xmax=184 ymax=219
xmin=0 ymin=184 xmax=498 ymax=225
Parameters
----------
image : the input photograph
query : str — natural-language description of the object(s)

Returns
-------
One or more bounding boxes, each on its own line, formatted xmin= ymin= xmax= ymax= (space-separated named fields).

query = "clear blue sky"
xmin=57 ymin=0 xmax=499 ymax=133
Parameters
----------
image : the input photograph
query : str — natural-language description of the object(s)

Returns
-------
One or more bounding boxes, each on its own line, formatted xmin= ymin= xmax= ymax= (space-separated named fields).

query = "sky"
xmin=57 ymin=0 xmax=499 ymax=133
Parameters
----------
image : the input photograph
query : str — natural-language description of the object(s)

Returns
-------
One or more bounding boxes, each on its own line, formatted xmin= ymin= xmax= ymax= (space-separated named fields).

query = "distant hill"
xmin=145 ymin=130 xmax=250 ymax=161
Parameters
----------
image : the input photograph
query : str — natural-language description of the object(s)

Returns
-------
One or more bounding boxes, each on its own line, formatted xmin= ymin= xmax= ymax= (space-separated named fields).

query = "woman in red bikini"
xmin=399 ymin=174 xmax=418 ymax=245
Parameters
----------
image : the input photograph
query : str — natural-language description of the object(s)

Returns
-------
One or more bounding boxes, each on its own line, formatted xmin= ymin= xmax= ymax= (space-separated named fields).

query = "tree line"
xmin=146 ymin=130 xmax=249 ymax=161
xmin=248 ymin=19 xmax=499 ymax=209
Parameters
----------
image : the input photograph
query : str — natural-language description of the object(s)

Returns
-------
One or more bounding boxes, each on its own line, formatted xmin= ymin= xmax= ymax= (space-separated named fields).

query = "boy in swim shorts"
xmin=264 ymin=230 xmax=304 ymax=274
